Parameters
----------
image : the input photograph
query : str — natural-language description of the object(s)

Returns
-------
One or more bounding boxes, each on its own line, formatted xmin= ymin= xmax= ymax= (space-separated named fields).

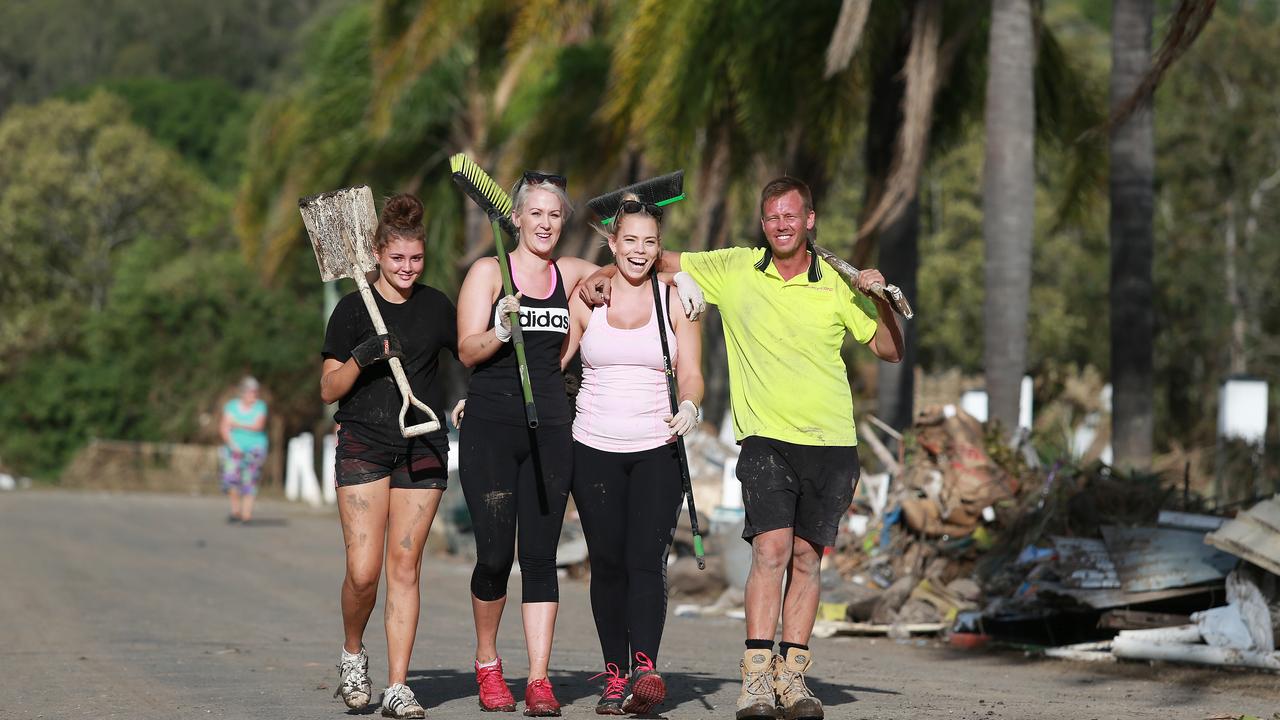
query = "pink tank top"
xmin=572 ymin=289 xmax=678 ymax=453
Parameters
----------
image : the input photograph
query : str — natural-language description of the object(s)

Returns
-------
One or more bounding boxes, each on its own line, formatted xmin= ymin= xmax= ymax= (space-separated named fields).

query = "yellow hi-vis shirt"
xmin=681 ymin=245 xmax=879 ymax=447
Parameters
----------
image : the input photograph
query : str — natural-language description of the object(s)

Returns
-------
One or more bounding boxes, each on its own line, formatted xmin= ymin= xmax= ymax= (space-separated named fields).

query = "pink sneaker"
xmin=475 ymin=658 xmax=516 ymax=712
xmin=589 ymin=663 xmax=628 ymax=715
xmin=622 ymin=652 xmax=665 ymax=715
xmin=523 ymin=677 xmax=561 ymax=717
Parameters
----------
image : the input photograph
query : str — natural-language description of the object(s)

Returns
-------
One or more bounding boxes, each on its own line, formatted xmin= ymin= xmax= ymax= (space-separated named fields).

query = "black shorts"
xmin=335 ymin=427 xmax=448 ymax=490
xmin=736 ymin=436 xmax=859 ymax=548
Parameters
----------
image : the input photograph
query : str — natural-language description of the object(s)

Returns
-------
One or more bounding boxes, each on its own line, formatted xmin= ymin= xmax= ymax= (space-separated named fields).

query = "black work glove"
xmin=351 ymin=333 xmax=403 ymax=368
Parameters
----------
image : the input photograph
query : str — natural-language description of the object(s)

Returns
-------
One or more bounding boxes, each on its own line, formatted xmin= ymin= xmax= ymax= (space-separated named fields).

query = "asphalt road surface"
xmin=2 ymin=491 xmax=1277 ymax=720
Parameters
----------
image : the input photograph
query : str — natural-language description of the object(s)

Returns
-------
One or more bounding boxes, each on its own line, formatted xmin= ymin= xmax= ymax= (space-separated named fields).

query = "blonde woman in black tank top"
xmin=454 ymin=173 xmax=602 ymax=716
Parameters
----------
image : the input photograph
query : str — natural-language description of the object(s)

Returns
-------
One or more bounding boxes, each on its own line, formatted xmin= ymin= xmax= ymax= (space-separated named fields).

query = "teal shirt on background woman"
xmin=224 ymin=399 xmax=268 ymax=453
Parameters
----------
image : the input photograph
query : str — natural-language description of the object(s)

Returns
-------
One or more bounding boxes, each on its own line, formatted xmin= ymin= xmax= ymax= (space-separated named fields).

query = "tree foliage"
xmin=0 ymin=93 xmax=321 ymax=477
xmin=0 ymin=0 xmax=335 ymax=111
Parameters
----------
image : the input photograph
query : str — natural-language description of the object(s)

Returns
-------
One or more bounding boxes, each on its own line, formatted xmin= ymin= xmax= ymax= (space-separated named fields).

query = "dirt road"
xmin=1 ymin=491 xmax=1275 ymax=719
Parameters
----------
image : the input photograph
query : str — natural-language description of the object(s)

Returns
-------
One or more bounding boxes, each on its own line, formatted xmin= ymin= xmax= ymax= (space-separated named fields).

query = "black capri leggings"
xmin=459 ymin=416 xmax=572 ymax=603
xmin=572 ymin=440 xmax=684 ymax=672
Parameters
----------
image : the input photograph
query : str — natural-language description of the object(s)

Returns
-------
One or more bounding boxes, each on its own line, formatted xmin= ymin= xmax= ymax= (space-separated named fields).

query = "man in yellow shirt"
xmin=585 ymin=177 xmax=902 ymax=719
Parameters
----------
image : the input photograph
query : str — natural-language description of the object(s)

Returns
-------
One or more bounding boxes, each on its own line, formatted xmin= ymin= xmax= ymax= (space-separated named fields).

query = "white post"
xmin=1018 ymin=375 xmax=1034 ymax=431
xmin=285 ymin=435 xmax=302 ymax=501
xmin=295 ymin=432 xmax=323 ymax=507
xmin=321 ymin=433 xmax=337 ymax=505
xmin=720 ymin=456 xmax=742 ymax=509
xmin=960 ymin=389 xmax=988 ymax=422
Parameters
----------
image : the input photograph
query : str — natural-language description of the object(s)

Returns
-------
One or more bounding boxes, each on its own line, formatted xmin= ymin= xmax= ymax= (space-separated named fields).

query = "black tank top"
xmin=466 ymin=258 xmax=572 ymax=426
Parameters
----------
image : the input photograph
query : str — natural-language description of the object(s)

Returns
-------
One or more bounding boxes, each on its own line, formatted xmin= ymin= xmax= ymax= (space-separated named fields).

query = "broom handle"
xmin=492 ymin=220 xmax=539 ymax=428
xmin=651 ymin=275 xmax=705 ymax=570
xmin=353 ymin=273 xmax=441 ymax=437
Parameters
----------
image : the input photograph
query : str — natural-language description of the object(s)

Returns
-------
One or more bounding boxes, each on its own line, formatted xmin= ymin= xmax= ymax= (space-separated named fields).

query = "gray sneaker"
xmin=381 ymin=682 xmax=426 ymax=719
xmin=335 ymin=647 xmax=372 ymax=709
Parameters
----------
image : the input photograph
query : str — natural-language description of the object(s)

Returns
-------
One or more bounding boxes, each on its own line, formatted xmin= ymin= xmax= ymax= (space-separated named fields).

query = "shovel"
xmin=812 ymin=244 xmax=915 ymax=320
xmin=298 ymin=186 xmax=441 ymax=437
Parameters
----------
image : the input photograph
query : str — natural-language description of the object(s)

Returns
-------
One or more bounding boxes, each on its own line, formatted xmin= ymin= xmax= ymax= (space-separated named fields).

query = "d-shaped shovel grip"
xmin=389 ymin=357 xmax=442 ymax=437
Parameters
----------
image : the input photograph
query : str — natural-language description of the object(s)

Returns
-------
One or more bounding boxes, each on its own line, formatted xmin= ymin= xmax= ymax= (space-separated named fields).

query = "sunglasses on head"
xmin=522 ymin=171 xmax=568 ymax=189
xmin=611 ymin=199 xmax=663 ymax=225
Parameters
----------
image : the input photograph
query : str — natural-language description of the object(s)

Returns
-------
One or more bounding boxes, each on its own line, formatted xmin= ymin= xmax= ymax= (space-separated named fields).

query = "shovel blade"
xmin=299 ymin=186 xmax=379 ymax=282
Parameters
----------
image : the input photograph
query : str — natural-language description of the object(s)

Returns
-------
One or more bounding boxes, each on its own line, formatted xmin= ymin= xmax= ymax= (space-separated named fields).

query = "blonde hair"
xmin=511 ymin=178 xmax=574 ymax=217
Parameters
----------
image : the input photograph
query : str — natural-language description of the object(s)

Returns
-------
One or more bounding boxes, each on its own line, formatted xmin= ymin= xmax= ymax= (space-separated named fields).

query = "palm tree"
xmin=1109 ymin=0 xmax=1155 ymax=470
xmin=602 ymin=0 xmax=866 ymax=425
xmin=983 ymin=0 xmax=1036 ymax=438
xmin=853 ymin=1 xmax=1102 ymax=434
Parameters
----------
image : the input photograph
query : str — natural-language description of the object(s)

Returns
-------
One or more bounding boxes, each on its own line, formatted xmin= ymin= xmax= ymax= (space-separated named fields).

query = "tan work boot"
xmin=773 ymin=649 xmax=822 ymax=720
xmin=735 ymin=649 xmax=778 ymax=720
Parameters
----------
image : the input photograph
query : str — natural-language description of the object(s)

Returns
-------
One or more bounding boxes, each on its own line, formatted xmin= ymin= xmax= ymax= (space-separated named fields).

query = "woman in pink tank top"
xmin=560 ymin=197 xmax=704 ymax=715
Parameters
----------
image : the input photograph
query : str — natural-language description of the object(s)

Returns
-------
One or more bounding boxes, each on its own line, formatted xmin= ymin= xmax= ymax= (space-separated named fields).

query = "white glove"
xmin=450 ymin=399 xmax=466 ymax=429
xmin=666 ymin=400 xmax=700 ymax=437
xmin=673 ymin=272 xmax=705 ymax=321
xmin=494 ymin=293 xmax=521 ymax=343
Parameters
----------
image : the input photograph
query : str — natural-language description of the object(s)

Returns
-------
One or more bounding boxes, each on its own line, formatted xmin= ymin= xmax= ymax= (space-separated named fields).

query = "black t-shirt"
xmin=322 ymin=284 xmax=458 ymax=450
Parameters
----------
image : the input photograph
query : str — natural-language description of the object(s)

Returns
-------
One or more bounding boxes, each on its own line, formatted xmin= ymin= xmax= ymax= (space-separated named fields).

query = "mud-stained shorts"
xmin=736 ymin=436 xmax=859 ymax=548
xmin=335 ymin=427 xmax=448 ymax=490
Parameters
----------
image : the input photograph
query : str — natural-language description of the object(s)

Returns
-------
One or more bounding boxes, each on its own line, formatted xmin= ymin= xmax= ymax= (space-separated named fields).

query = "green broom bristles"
xmin=586 ymin=171 xmax=685 ymax=226
xmin=449 ymin=153 xmax=518 ymax=238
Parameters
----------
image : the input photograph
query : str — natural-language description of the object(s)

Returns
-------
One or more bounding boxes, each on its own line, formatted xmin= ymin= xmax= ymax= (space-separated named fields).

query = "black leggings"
xmin=572 ymin=440 xmax=684 ymax=672
xmin=459 ymin=417 xmax=572 ymax=603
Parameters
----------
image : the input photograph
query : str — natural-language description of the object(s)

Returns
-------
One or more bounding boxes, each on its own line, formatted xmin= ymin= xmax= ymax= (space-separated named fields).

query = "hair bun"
xmin=381 ymin=193 xmax=424 ymax=230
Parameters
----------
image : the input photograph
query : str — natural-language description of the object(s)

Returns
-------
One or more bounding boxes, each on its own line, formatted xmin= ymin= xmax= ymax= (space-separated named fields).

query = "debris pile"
xmin=810 ymin=404 xmax=1280 ymax=673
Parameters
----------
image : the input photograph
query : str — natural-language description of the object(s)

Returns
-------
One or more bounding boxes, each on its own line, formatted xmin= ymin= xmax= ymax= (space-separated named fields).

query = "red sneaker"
xmin=622 ymin=652 xmax=665 ymax=714
xmin=588 ymin=663 xmax=628 ymax=715
xmin=523 ymin=677 xmax=562 ymax=717
xmin=475 ymin=658 xmax=517 ymax=712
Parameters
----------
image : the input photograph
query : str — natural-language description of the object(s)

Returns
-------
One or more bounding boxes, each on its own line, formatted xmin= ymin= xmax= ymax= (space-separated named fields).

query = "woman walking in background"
xmin=219 ymin=376 xmax=268 ymax=524
xmin=320 ymin=193 xmax=458 ymax=719
xmin=563 ymin=197 xmax=703 ymax=715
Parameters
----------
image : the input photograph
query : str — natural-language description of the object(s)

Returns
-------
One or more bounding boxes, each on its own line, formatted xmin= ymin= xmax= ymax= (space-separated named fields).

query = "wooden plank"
xmin=1098 ymin=610 xmax=1192 ymax=631
xmin=1243 ymin=497 xmax=1280 ymax=533
xmin=811 ymin=620 xmax=946 ymax=638
xmin=1046 ymin=583 xmax=1216 ymax=610
xmin=1206 ymin=515 xmax=1280 ymax=577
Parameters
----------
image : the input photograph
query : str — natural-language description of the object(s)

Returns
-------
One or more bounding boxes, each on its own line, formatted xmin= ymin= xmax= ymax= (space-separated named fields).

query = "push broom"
xmin=587 ymin=171 xmax=707 ymax=570
xmin=448 ymin=154 xmax=538 ymax=428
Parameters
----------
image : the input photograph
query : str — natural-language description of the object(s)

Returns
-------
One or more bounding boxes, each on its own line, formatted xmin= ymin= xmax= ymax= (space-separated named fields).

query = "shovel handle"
xmin=355 ymin=275 xmax=442 ymax=438
xmin=812 ymin=244 xmax=915 ymax=319
xmin=391 ymin=357 xmax=442 ymax=437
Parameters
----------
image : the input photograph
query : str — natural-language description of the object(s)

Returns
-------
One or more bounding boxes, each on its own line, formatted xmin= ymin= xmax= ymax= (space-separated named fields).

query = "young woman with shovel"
xmin=561 ymin=196 xmax=703 ymax=715
xmin=319 ymin=193 xmax=457 ymax=719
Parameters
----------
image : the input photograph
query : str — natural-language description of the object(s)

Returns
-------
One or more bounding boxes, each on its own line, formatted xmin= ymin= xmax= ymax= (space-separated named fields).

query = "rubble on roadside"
xmin=811 ymin=403 xmax=1280 ymax=672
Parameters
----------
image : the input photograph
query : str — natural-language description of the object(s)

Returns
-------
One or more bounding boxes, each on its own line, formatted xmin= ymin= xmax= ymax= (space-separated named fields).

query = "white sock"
xmin=476 ymin=657 xmax=500 ymax=669
xmin=342 ymin=646 xmax=363 ymax=660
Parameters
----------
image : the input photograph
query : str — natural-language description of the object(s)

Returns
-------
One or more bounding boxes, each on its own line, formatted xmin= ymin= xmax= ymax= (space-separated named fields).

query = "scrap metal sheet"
xmin=1101 ymin=526 xmax=1237 ymax=593
xmin=1051 ymin=536 xmax=1120 ymax=589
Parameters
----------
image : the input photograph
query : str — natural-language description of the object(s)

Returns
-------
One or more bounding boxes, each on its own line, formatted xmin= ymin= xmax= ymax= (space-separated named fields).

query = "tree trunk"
xmin=876 ymin=198 xmax=919 ymax=430
xmin=693 ymin=116 xmax=736 ymax=429
xmin=1110 ymin=0 xmax=1155 ymax=469
xmin=1224 ymin=199 xmax=1246 ymax=375
xmin=982 ymin=0 xmax=1036 ymax=438
xmin=864 ymin=5 xmax=920 ymax=432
